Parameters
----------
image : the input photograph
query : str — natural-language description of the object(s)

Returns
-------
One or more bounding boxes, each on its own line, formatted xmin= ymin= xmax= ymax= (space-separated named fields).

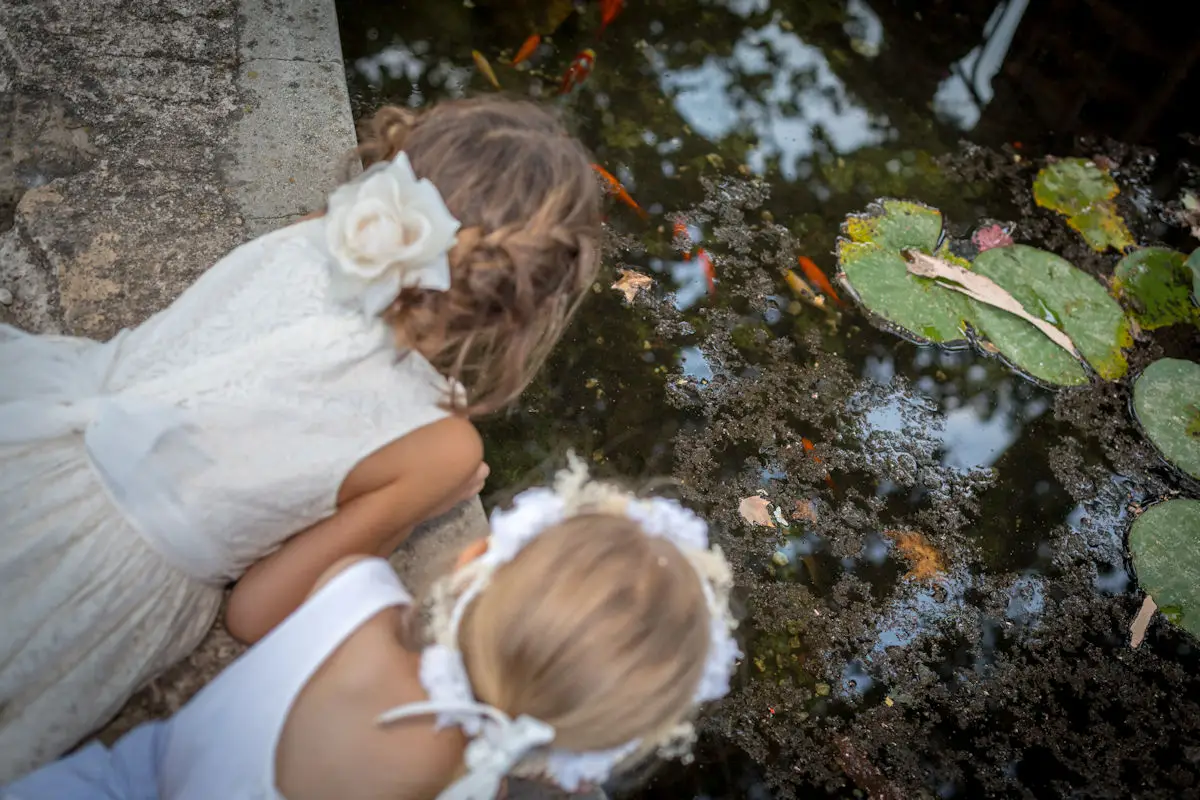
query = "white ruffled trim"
xmin=395 ymin=464 xmax=739 ymax=793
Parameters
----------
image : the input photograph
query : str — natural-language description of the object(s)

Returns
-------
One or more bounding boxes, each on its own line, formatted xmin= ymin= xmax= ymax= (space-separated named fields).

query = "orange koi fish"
xmin=597 ymin=0 xmax=624 ymax=37
xmin=673 ymin=219 xmax=692 ymax=261
xmin=797 ymin=256 xmax=846 ymax=307
xmin=784 ymin=269 xmax=826 ymax=310
xmin=472 ymin=50 xmax=501 ymax=90
xmin=591 ymin=164 xmax=648 ymax=219
xmin=560 ymin=48 xmax=596 ymax=94
xmin=697 ymin=248 xmax=716 ymax=296
xmin=511 ymin=34 xmax=540 ymax=65
xmin=803 ymin=437 xmax=838 ymax=491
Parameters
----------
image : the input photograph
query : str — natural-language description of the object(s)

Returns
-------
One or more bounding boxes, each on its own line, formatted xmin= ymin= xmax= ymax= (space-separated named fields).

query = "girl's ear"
xmin=455 ymin=537 xmax=489 ymax=570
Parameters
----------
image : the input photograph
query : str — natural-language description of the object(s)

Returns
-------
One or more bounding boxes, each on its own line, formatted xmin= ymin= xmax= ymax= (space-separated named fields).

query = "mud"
xmin=608 ymin=142 xmax=1200 ymax=799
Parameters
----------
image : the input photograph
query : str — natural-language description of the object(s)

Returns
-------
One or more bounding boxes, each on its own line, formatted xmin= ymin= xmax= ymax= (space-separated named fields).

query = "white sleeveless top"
xmin=0 ymin=219 xmax=452 ymax=582
xmin=159 ymin=557 xmax=413 ymax=799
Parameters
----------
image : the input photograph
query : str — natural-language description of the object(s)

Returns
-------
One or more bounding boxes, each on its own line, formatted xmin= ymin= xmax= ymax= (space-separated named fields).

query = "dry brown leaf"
xmin=791 ymin=499 xmax=818 ymax=523
xmin=611 ymin=268 xmax=653 ymax=303
xmin=904 ymin=251 xmax=1081 ymax=360
xmin=1130 ymin=594 xmax=1157 ymax=648
xmin=738 ymin=495 xmax=775 ymax=528
xmin=884 ymin=529 xmax=946 ymax=582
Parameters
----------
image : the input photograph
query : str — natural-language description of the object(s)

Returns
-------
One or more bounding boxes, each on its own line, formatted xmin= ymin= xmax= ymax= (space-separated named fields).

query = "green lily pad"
xmin=843 ymin=199 xmax=942 ymax=253
xmin=1033 ymin=158 xmax=1135 ymax=252
xmin=837 ymin=240 xmax=970 ymax=344
xmin=1112 ymin=247 xmax=1198 ymax=330
xmin=968 ymin=302 xmax=1089 ymax=386
xmin=1133 ymin=358 xmax=1200 ymax=479
xmin=1129 ymin=499 xmax=1200 ymax=639
xmin=1187 ymin=248 xmax=1200 ymax=300
xmin=838 ymin=201 xmax=970 ymax=343
xmin=973 ymin=245 xmax=1132 ymax=380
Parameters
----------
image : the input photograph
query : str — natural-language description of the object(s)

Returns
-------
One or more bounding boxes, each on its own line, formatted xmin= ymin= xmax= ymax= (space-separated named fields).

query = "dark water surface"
xmin=335 ymin=1 xmax=1200 ymax=797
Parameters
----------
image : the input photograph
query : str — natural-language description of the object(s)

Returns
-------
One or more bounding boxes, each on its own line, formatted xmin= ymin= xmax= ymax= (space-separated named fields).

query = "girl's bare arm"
xmin=225 ymin=416 xmax=483 ymax=643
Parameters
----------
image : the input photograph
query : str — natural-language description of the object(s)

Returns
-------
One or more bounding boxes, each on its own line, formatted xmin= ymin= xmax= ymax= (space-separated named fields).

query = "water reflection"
xmin=650 ymin=19 xmax=890 ymax=180
xmin=933 ymin=0 xmax=1031 ymax=130
xmin=857 ymin=350 xmax=1050 ymax=472
xmin=336 ymin=1 xmax=1197 ymax=794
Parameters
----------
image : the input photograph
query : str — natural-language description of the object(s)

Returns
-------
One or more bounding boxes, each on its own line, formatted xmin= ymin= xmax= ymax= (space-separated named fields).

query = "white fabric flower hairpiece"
xmin=376 ymin=457 xmax=741 ymax=798
xmin=324 ymin=152 xmax=460 ymax=316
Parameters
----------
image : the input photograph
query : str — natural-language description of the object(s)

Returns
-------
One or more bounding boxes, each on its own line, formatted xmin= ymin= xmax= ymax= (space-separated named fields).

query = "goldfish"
xmin=673 ymin=219 xmax=692 ymax=261
xmin=797 ymin=256 xmax=845 ymax=307
xmin=591 ymin=164 xmax=647 ymax=219
xmin=697 ymin=248 xmax=716 ymax=296
xmin=472 ymin=50 xmax=501 ymax=90
xmin=597 ymin=0 xmax=624 ymax=37
xmin=803 ymin=437 xmax=838 ymax=492
xmin=784 ymin=269 xmax=826 ymax=310
xmin=559 ymin=48 xmax=595 ymax=94
xmin=511 ymin=34 xmax=540 ymax=66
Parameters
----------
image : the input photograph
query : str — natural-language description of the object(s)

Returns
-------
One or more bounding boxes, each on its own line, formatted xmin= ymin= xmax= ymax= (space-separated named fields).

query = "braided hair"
xmin=350 ymin=98 xmax=602 ymax=417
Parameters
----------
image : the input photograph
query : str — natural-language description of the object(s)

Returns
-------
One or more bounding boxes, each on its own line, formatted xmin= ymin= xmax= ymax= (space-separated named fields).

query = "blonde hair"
xmin=456 ymin=513 xmax=712 ymax=761
xmin=351 ymin=98 xmax=603 ymax=417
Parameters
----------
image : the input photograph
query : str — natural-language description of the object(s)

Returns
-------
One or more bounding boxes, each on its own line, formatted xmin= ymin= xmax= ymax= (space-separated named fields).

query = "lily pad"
xmin=1129 ymin=499 xmax=1200 ymax=639
xmin=1112 ymin=247 xmax=1198 ymax=330
xmin=1188 ymin=248 xmax=1200 ymax=300
xmin=973 ymin=245 xmax=1132 ymax=380
xmin=838 ymin=241 xmax=970 ymax=344
xmin=843 ymin=199 xmax=942 ymax=253
xmin=1033 ymin=158 xmax=1135 ymax=252
xmin=1133 ymin=358 xmax=1200 ymax=479
xmin=838 ymin=201 xmax=969 ymax=343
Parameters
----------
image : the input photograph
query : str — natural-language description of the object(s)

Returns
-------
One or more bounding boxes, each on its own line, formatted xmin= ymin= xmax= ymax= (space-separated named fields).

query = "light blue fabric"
xmin=2 ymin=722 xmax=164 ymax=800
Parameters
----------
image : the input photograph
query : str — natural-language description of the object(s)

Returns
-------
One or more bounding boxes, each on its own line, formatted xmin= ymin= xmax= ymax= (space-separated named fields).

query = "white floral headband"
xmin=324 ymin=152 xmax=460 ymax=316
xmin=377 ymin=458 xmax=741 ymax=798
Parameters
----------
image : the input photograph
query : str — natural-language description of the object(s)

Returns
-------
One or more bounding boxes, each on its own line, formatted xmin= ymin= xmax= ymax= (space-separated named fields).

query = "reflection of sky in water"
xmin=650 ymin=19 xmax=889 ymax=180
xmin=1066 ymin=476 xmax=1136 ymax=595
xmin=933 ymin=0 xmax=1030 ymax=129
xmin=354 ymin=42 xmax=470 ymax=99
xmin=859 ymin=355 xmax=1048 ymax=471
xmin=843 ymin=0 xmax=884 ymax=58
xmin=680 ymin=346 xmax=714 ymax=382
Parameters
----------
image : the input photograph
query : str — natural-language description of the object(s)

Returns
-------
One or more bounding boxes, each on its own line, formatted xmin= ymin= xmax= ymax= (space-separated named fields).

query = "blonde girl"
xmin=3 ymin=463 xmax=741 ymax=799
xmin=0 ymin=97 xmax=601 ymax=780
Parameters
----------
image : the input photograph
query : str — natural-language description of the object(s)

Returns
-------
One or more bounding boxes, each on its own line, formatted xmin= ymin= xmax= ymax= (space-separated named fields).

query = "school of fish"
xmin=468 ymin=0 xmax=848 ymax=311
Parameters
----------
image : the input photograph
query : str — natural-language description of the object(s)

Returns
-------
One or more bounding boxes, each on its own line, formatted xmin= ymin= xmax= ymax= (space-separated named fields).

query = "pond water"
xmin=335 ymin=1 xmax=1200 ymax=796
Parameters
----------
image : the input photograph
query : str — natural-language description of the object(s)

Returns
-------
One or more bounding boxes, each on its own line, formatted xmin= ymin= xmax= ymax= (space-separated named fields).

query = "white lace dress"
xmin=0 ymin=219 xmax=453 ymax=782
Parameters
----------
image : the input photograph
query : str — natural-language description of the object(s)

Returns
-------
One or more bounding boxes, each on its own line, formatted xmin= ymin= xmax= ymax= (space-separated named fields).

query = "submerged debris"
xmin=884 ymin=529 xmax=946 ymax=582
xmin=610 ymin=268 xmax=652 ymax=303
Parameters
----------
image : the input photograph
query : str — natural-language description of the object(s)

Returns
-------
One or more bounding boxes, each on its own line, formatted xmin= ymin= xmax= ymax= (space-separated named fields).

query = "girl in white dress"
xmin=2 ymin=465 xmax=741 ymax=800
xmin=0 ymin=97 xmax=602 ymax=781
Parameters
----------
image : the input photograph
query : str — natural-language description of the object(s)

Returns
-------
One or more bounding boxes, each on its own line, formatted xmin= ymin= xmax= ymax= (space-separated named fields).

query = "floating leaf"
xmin=843 ymin=199 xmax=942 ymax=253
xmin=1033 ymin=158 xmax=1134 ymax=252
xmin=884 ymin=529 xmax=945 ymax=582
xmin=1112 ymin=247 xmax=1198 ymax=330
xmin=1180 ymin=192 xmax=1200 ymax=239
xmin=1129 ymin=595 xmax=1157 ymax=649
xmin=837 ymin=201 xmax=968 ymax=344
xmin=611 ymin=268 xmax=652 ymax=303
xmin=905 ymin=251 xmax=1081 ymax=359
xmin=1129 ymin=499 xmax=1200 ymax=639
xmin=1132 ymin=358 xmax=1200 ymax=479
xmin=973 ymin=245 xmax=1131 ymax=381
xmin=838 ymin=204 xmax=1130 ymax=385
xmin=791 ymin=499 xmax=818 ymax=523
xmin=738 ymin=494 xmax=775 ymax=528
xmin=1188 ymin=248 xmax=1200 ymax=301
xmin=839 ymin=241 xmax=970 ymax=343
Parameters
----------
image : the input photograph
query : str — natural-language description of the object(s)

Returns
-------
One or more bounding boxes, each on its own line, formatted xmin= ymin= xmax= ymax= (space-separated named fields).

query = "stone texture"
xmin=2 ymin=0 xmax=499 ymax=778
